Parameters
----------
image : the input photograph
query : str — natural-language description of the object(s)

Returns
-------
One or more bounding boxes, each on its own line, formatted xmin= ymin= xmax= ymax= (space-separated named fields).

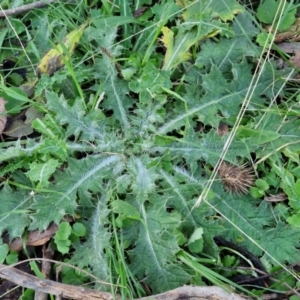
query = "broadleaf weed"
xmin=0 ymin=0 xmax=300 ymax=298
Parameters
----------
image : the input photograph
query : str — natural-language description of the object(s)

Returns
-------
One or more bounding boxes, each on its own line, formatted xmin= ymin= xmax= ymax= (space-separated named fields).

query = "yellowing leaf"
xmin=161 ymin=27 xmax=173 ymax=47
xmin=161 ymin=26 xmax=193 ymax=70
xmin=37 ymin=22 xmax=88 ymax=77
xmin=161 ymin=1 xmax=244 ymax=71
xmin=177 ymin=0 xmax=243 ymax=22
xmin=161 ymin=27 xmax=174 ymax=65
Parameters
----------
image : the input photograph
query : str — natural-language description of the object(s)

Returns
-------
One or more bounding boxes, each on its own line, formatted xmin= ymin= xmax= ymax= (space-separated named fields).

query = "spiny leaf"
xmin=45 ymin=91 xmax=104 ymax=140
xmin=128 ymin=204 xmax=189 ymax=293
xmin=70 ymin=196 xmax=111 ymax=290
xmin=161 ymin=0 xmax=242 ymax=71
xmin=178 ymin=0 xmax=243 ymax=22
xmin=0 ymin=139 xmax=40 ymax=163
xmin=0 ymin=184 xmax=31 ymax=239
xmin=158 ymin=58 xmax=288 ymax=134
xmin=153 ymin=130 xmax=255 ymax=166
xmin=29 ymin=155 xmax=123 ymax=230
xmin=205 ymin=0 xmax=244 ymax=21
xmin=236 ymin=127 xmax=280 ymax=145
xmin=25 ymin=159 xmax=61 ymax=189
xmin=127 ymin=156 xmax=158 ymax=200
xmin=195 ymin=13 xmax=260 ymax=72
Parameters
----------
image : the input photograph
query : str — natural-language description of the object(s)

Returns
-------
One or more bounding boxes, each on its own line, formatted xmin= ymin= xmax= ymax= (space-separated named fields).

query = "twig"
xmin=34 ymin=244 xmax=55 ymax=300
xmin=0 ymin=263 xmax=117 ymax=300
xmin=139 ymin=286 xmax=248 ymax=300
xmin=0 ymin=0 xmax=71 ymax=17
xmin=0 ymin=262 xmax=249 ymax=300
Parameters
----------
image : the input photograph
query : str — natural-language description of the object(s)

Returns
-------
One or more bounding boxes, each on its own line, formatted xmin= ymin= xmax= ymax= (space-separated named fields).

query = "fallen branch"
xmin=0 ymin=264 xmax=117 ymax=300
xmin=139 ymin=286 xmax=248 ymax=300
xmin=0 ymin=0 xmax=71 ymax=17
xmin=0 ymin=263 xmax=249 ymax=300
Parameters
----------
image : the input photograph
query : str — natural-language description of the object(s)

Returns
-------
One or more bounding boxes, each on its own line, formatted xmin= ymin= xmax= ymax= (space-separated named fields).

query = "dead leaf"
xmin=3 ymin=224 xmax=58 ymax=252
xmin=19 ymin=79 xmax=38 ymax=97
xmin=276 ymin=42 xmax=300 ymax=69
xmin=25 ymin=106 xmax=44 ymax=124
xmin=4 ymin=106 xmax=43 ymax=137
xmin=264 ymin=193 xmax=287 ymax=202
xmin=0 ymin=97 xmax=7 ymax=134
xmin=133 ymin=7 xmax=148 ymax=18
xmin=217 ymin=122 xmax=229 ymax=136
xmin=271 ymin=17 xmax=300 ymax=43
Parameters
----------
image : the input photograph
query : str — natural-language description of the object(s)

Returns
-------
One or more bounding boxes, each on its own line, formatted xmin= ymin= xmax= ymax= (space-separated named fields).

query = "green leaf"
xmin=205 ymin=0 xmax=243 ymax=21
xmin=111 ymin=200 xmax=141 ymax=220
xmin=26 ymin=159 xmax=60 ymax=188
xmin=45 ymin=91 xmax=104 ymax=140
xmin=250 ymin=179 xmax=269 ymax=197
xmin=30 ymin=154 xmax=123 ymax=230
xmin=6 ymin=251 xmax=18 ymax=265
xmin=260 ymin=222 xmax=300 ymax=263
xmin=287 ymin=214 xmax=300 ymax=228
xmin=129 ymin=61 xmax=172 ymax=103
xmin=54 ymin=239 xmax=71 ymax=254
xmin=0 ymin=85 xmax=30 ymax=106
xmin=91 ymin=14 xmax=141 ymax=28
xmin=70 ymin=197 xmax=111 ymax=290
xmin=257 ymin=0 xmax=282 ymax=24
xmin=196 ymin=12 xmax=260 ymax=72
xmin=161 ymin=0 xmax=243 ymax=71
xmin=153 ymin=130 xmax=255 ymax=166
xmin=256 ymin=32 xmax=274 ymax=48
xmin=188 ymin=228 xmax=204 ymax=254
xmin=127 ymin=156 xmax=158 ymax=200
xmin=0 ymin=244 xmax=9 ymax=263
xmin=128 ymin=204 xmax=189 ymax=293
xmin=236 ymin=127 xmax=280 ymax=145
xmin=55 ymin=222 xmax=72 ymax=240
xmin=0 ymin=184 xmax=31 ymax=239
xmin=257 ymin=0 xmax=296 ymax=31
xmin=249 ymin=187 xmax=264 ymax=198
xmin=282 ymin=147 xmax=299 ymax=164
xmin=94 ymin=60 xmax=132 ymax=128
xmin=60 ymin=266 xmax=88 ymax=285
xmin=54 ymin=222 xmax=72 ymax=253
xmin=213 ymin=191 xmax=300 ymax=264
xmin=271 ymin=164 xmax=300 ymax=211
xmin=72 ymin=223 xmax=86 ymax=237
xmin=0 ymin=27 xmax=8 ymax=48
xmin=223 ymin=255 xmax=237 ymax=268
xmin=158 ymin=57 xmax=287 ymax=134
xmin=160 ymin=169 xmax=199 ymax=228
xmin=255 ymin=179 xmax=269 ymax=191
xmin=133 ymin=1 xmax=179 ymax=57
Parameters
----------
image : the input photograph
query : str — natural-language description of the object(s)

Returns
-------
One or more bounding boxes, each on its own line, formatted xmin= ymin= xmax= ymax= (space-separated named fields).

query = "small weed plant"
xmin=0 ymin=0 xmax=299 ymax=299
